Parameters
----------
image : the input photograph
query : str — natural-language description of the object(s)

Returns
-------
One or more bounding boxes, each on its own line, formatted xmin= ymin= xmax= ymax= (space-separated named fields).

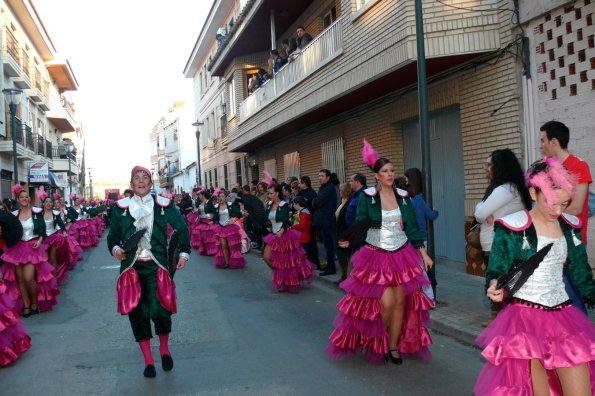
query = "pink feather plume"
xmin=53 ymin=193 xmax=61 ymax=200
xmin=69 ymin=193 xmax=76 ymax=201
xmin=362 ymin=139 xmax=379 ymax=170
xmin=526 ymin=157 xmax=576 ymax=208
xmin=36 ymin=186 xmax=48 ymax=202
xmin=213 ymin=187 xmax=223 ymax=197
xmin=11 ymin=184 xmax=23 ymax=197
xmin=263 ymin=170 xmax=273 ymax=187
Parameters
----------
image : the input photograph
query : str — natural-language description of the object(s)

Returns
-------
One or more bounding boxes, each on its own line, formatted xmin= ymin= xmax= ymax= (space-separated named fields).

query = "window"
xmin=323 ymin=6 xmax=337 ymax=28
xmin=227 ymin=79 xmax=236 ymax=117
xmin=236 ymin=159 xmax=243 ymax=185
xmin=283 ymin=152 xmax=300 ymax=181
xmin=321 ymin=137 xmax=345 ymax=183
xmin=264 ymin=158 xmax=277 ymax=180
xmin=355 ymin=0 xmax=370 ymax=10
xmin=214 ymin=167 xmax=219 ymax=187
xmin=204 ymin=172 xmax=208 ymax=187
xmin=224 ymin=164 xmax=229 ymax=190
xmin=208 ymin=170 xmax=213 ymax=187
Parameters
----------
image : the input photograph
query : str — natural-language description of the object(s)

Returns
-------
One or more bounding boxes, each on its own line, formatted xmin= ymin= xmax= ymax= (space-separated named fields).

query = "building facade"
xmin=0 ymin=0 xmax=81 ymax=203
xmin=186 ymin=0 xmax=531 ymax=264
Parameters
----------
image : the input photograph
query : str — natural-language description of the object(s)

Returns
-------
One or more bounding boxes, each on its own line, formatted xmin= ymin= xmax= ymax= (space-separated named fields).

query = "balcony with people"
xmin=208 ymin=0 xmax=502 ymax=153
xmin=51 ymin=139 xmax=79 ymax=175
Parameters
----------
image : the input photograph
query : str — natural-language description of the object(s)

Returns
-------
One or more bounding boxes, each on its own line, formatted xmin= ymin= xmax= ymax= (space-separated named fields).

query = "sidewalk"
xmin=315 ymin=258 xmax=595 ymax=347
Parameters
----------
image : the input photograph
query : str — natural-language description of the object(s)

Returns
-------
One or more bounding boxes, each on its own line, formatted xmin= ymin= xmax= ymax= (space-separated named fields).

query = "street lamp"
xmin=64 ymin=141 xmax=74 ymax=197
xmin=3 ymin=88 xmax=23 ymax=184
xmin=87 ymin=167 xmax=93 ymax=199
xmin=192 ymin=120 xmax=204 ymax=186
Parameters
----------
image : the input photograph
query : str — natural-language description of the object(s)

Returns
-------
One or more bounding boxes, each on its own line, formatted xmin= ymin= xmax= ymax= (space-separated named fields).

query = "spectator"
xmin=256 ymin=182 xmax=268 ymax=205
xmin=298 ymin=176 xmax=319 ymax=267
xmin=346 ymin=173 xmax=367 ymax=227
xmin=291 ymin=196 xmax=312 ymax=253
xmin=281 ymin=38 xmax=290 ymax=61
xmin=269 ymin=49 xmax=286 ymax=75
xmin=290 ymin=180 xmax=300 ymax=199
xmin=313 ymin=169 xmax=339 ymax=276
xmin=242 ymin=185 xmax=252 ymax=195
xmin=540 ymin=120 xmax=592 ymax=244
xmin=330 ymin=172 xmax=341 ymax=206
xmin=335 ymin=183 xmax=353 ymax=282
xmin=282 ymin=183 xmax=294 ymax=205
xmin=296 ymin=26 xmax=313 ymax=49
xmin=248 ymin=73 xmax=260 ymax=94
xmin=474 ymin=149 xmax=531 ymax=324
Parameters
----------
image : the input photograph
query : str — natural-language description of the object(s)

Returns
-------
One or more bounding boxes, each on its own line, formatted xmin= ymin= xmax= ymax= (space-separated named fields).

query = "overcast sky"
xmin=34 ymin=0 xmax=209 ymax=182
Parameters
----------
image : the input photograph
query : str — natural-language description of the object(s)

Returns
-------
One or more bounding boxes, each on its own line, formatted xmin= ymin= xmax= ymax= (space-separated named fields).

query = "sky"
xmin=33 ymin=0 xmax=209 ymax=182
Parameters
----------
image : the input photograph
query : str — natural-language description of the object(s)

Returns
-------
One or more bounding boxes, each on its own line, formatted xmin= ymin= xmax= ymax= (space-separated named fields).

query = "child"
xmin=291 ymin=196 xmax=312 ymax=255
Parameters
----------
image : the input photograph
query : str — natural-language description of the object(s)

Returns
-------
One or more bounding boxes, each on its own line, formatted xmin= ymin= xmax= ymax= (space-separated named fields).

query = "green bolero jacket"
xmin=486 ymin=210 xmax=595 ymax=305
xmin=14 ymin=207 xmax=47 ymax=238
xmin=48 ymin=210 xmax=67 ymax=233
xmin=264 ymin=200 xmax=291 ymax=229
xmin=356 ymin=186 xmax=424 ymax=249
xmin=67 ymin=206 xmax=85 ymax=223
xmin=210 ymin=201 xmax=242 ymax=223
xmin=107 ymin=194 xmax=191 ymax=273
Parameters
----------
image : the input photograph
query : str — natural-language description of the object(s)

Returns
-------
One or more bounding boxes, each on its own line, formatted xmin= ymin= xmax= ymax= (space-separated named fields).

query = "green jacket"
xmin=67 ymin=206 xmax=85 ymax=223
xmin=486 ymin=210 xmax=595 ymax=305
xmin=14 ymin=207 xmax=46 ymax=238
xmin=47 ymin=210 xmax=67 ymax=233
xmin=264 ymin=200 xmax=291 ymax=230
xmin=107 ymin=195 xmax=191 ymax=273
xmin=211 ymin=201 xmax=242 ymax=223
xmin=356 ymin=186 xmax=424 ymax=248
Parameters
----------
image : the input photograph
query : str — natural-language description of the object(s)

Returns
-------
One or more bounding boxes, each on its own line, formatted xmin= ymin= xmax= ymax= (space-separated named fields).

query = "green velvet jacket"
xmin=356 ymin=186 xmax=424 ymax=248
xmin=264 ymin=200 xmax=291 ymax=230
xmin=14 ymin=207 xmax=46 ymax=238
xmin=107 ymin=195 xmax=191 ymax=273
xmin=47 ymin=210 xmax=67 ymax=233
xmin=67 ymin=206 xmax=86 ymax=223
xmin=210 ymin=201 xmax=242 ymax=223
xmin=486 ymin=210 xmax=595 ymax=305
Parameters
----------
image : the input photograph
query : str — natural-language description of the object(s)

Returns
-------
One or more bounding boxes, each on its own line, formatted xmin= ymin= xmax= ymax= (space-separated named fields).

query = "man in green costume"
xmin=107 ymin=166 xmax=190 ymax=378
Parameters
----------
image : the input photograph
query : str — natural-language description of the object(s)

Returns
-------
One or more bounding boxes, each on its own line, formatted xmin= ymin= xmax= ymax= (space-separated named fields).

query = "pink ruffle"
xmin=199 ymin=223 xmax=218 ymax=255
xmin=213 ymin=224 xmax=246 ymax=269
xmin=0 ymin=280 xmax=31 ymax=367
xmin=474 ymin=304 xmax=595 ymax=395
xmin=0 ymin=332 xmax=31 ymax=367
xmin=116 ymin=268 xmax=141 ymax=315
xmin=156 ymin=267 xmax=176 ymax=314
xmin=264 ymin=229 xmax=314 ymax=293
xmin=327 ymin=243 xmax=434 ymax=364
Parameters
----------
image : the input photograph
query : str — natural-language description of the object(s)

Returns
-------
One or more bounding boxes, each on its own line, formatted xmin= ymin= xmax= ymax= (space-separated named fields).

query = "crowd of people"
xmin=2 ymin=120 xmax=594 ymax=393
xmin=0 ymin=187 xmax=109 ymax=367
xmin=248 ymin=26 xmax=314 ymax=95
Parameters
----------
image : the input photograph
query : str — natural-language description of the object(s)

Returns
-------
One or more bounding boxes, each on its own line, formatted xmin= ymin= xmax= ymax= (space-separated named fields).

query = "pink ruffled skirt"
xmin=327 ymin=243 xmax=434 ymax=364
xmin=263 ymin=229 xmax=314 ymax=293
xmin=0 ymin=281 xmax=31 ymax=367
xmin=213 ymin=223 xmax=246 ymax=269
xmin=44 ymin=233 xmax=83 ymax=284
xmin=474 ymin=303 xmax=595 ymax=395
xmin=0 ymin=240 xmax=59 ymax=313
xmin=70 ymin=221 xmax=92 ymax=250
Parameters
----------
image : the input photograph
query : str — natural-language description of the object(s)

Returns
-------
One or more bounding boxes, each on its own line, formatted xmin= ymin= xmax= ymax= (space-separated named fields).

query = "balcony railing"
xmin=36 ymin=135 xmax=45 ymax=156
xmin=42 ymin=79 xmax=50 ymax=100
xmin=24 ymin=126 xmax=34 ymax=151
xmin=5 ymin=115 xmax=24 ymax=145
xmin=45 ymin=140 xmax=52 ymax=158
xmin=3 ymin=27 xmax=20 ymax=64
xmin=239 ymin=17 xmax=344 ymax=123
xmin=52 ymin=145 xmax=76 ymax=160
xmin=21 ymin=50 xmax=30 ymax=79
xmin=34 ymin=69 xmax=42 ymax=91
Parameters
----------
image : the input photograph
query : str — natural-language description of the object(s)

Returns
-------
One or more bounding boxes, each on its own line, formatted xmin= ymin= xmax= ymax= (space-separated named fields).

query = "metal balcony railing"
xmin=36 ymin=135 xmax=45 ymax=155
xmin=42 ymin=79 xmax=50 ymax=100
xmin=3 ymin=27 xmax=20 ymax=64
xmin=61 ymin=97 xmax=76 ymax=116
xmin=239 ymin=17 xmax=344 ymax=123
xmin=34 ymin=69 xmax=42 ymax=91
xmin=21 ymin=50 xmax=30 ymax=78
xmin=45 ymin=140 xmax=52 ymax=158
xmin=24 ymin=126 xmax=34 ymax=151
xmin=51 ymin=145 xmax=76 ymax=160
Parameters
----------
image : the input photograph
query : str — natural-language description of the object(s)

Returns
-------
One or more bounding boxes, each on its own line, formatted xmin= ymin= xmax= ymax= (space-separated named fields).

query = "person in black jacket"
xmin=298 ymin=176 xmax=319 ymax=267
xmin=313 ymin=169 xmax=338 ymax=275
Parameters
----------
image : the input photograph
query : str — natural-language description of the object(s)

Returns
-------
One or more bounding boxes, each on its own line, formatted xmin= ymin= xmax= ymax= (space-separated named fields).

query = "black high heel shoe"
xmin=386 ymin=349 xmax=403 ymax=365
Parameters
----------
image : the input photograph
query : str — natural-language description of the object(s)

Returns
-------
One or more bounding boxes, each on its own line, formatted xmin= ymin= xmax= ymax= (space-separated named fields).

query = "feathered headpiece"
xmin=53 ymin=193 xmax=61 ymax=200
xmin=525 ymin=157 xmax=576 ymax=207
xmin=362 ymin=139 xmax=379 ymax=171
xmin=69 ymin=192 xmax=78 ymax=201
xmin=263 ymin=170 xmax=273 ymax=187
xmin=11 ymin=184 xmax=23 ymax=197
xmin=213 ymin=187 xmax=224 ymax=197
xmin=36 ymin=186 xmax=48 ymax=202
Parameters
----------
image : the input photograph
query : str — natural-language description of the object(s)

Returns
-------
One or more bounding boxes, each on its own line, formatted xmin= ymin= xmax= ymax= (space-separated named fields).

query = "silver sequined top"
xmin=21 ymin=217 xmax=38 ymax=241
xmin=513 ymin=235 xmax=569 ymax=307
xmin=44 ymin=217 xmax=58 ymax=236
xmin=268 ymin=210 xmax=282 ymax=234
xmin=199 ymin=203 xmax=208 ymax=219
xmin=365 ymin=208 xmax=408 ymax=251
xmin=218 ymin=207 xmax=230 ymax=226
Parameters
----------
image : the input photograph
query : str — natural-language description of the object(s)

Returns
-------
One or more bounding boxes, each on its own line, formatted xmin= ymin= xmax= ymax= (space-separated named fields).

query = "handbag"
xmin=465 ymin=223 xmax=482 ymax=250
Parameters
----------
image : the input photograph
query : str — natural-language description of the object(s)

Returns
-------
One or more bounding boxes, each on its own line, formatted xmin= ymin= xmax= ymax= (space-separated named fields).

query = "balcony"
xmin=229 ymin=0 xmax=502 ymax=152
xmin=51 ymin=145 xmax=79 ymax=175
xmin=46 ymin=98 xmax=76 ymax=132
xmin=240 ymin=18 xmax=343 ymax=123
xmin=36 ymin=134 xmax=46 ymax=156
xmin=0 ymin=120 xmax=36 ymax=160
xmin=2 ymin=27 xmax=20 ymax=77
xmin=12 ymin=50 xmax=32 ymax=89
xmin=25 ymin=69 xmax=44 ymax=102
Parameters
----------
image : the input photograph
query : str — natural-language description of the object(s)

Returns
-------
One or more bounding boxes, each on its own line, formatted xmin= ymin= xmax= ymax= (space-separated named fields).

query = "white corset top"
xmin=44 ymin=217 xmax=58 ymax=236
xmin=269 ymin=210 xmax=282 ymax=234
xmin=218 ymin=207 xmax=230 ymax=226
xmin=21 ymin=217 xmax=38 ymax=241
xmin=513 ymin=235 xmax=569 ymax=307
xmin=199 ymin=203 xmax=208 ymax=218
xmin=365 ymin=208 xmax=408 ymax=251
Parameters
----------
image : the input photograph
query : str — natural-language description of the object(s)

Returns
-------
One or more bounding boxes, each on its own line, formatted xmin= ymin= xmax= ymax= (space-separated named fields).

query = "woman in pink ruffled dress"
xmin=327 ymin=140 xmax=434 ymax=365
xmin=211 ymin=189 xmax=246 ymax=269
xmin=262 ymin=184 xmax=314 ymax=293
xmin=0 ymin=185 xmax=59 ymax=316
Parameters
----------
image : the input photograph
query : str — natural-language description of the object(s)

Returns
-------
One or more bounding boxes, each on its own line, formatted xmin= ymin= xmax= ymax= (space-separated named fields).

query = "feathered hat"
xmin=36 ymin=186 xmax=48 ymax=202
xmin=525 ymin=157 xmax=576 ymax=207
xmin=213 ymin=187 xmax=224 ymax=197
xmin=53 ymin=193 xmax=61 ymax=200
xmin=362 ymin=139 xmax=379 ymax=171
xmin=11 ymin=184 xmax=23 ymax=198
xmin=262 ymin=170 xmax=273 ymax=187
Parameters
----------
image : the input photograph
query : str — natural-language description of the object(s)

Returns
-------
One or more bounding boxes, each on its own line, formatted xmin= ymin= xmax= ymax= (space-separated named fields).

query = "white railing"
xmin=239 ymin=17 xmax=344 ymax=123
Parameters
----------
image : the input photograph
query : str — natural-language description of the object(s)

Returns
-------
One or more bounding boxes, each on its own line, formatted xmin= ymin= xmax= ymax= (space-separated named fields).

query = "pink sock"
xmin=139 ymin=339 xmax=154 ymax=366
xmin=159 ymin=334 xmax=170 ymax=357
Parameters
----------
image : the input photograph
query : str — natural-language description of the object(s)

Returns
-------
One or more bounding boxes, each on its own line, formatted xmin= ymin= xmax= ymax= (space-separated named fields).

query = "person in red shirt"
xmin=291 ymin=196 xmax=312 ymax=251
xmin=540 ymin=121 xmax=592 ymax=244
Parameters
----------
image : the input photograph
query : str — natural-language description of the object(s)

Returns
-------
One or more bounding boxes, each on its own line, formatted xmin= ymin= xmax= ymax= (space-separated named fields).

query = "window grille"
xmin=283 ymin=152 xmax=300 ymax=181
xmin=321 ymin=137 xmax=345 ymax=183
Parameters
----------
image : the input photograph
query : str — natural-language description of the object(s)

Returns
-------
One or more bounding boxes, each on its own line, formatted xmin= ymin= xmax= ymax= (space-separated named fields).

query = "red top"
xmin=292 ymin=209 xmax=312 ymax=244
xmin=563 ymin=154 xmax=592 ymax=243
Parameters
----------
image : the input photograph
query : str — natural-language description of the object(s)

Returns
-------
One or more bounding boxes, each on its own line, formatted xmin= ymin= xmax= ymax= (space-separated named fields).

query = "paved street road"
xmin=1 ymin=236 xmax=483 ymax=395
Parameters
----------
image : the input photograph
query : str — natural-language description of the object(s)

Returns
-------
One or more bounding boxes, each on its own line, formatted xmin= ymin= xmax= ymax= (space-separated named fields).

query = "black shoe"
xmin=161 ymin=354 xmax=173 ymax=371
xmin=144 ymin=364 xmax=156 ymax=378
xmin=386 ymin=349 xmax=403 ymax=365
xmin=319 ymin=269 xmax=336 ymax=276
